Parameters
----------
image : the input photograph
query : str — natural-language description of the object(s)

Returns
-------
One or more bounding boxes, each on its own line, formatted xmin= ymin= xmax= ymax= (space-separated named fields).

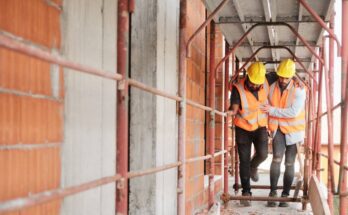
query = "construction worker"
xmin=260 ymin=59 xmax=306 ymax=207
xmin=229 ymin=62 xmax=278 ymax=206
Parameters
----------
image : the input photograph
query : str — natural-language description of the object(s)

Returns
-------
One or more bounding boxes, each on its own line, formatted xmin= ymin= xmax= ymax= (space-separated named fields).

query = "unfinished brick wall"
xmin=213 ymin=28 xmax=225 ymax=176
xmin=0 ymin=0 xmax=62 ymax=214
xmin=185 ymin=1 xmax=224 ymax=213
xmin=185 ymin=0 xmax=206 ymax=213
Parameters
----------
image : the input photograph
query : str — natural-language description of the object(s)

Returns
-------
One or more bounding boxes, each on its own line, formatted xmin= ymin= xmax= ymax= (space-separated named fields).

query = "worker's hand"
xmin=227 ymin=110 xmax=237 ymax=116
xmin=260 ymin=104 xmax=271 ymax=113
xmin=292 ymin=77 xmax=305 ymax=89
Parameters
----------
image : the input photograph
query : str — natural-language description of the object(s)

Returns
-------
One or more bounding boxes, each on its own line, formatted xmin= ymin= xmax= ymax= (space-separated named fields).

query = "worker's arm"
xmin=261 ymin=88 xmax=306 ymax=118
xmin=228 ymin=86 xmax=241 ymax=115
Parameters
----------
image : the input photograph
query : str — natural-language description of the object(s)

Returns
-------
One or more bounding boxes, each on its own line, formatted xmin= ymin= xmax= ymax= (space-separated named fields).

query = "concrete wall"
xmin=61 ymin=0 xmax=116 ymax=214
xmin=129 ymin=0 xmax=179 ymax=214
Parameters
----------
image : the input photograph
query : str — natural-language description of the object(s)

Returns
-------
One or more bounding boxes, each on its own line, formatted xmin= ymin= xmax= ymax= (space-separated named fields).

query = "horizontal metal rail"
xmin=0 ymin=174 xmax=122 ymax=213
xmin=229 ymin=196 xmax=302 ymax=202
xmin=0 ymin=31 xmax=227 ymax=118
xmin=0 ymin=31 xmax=123 ymax=81
xmin=185 ymin=150 xmax=227 ymax=164
xmin=0 ymin=145 xmax=227 ymax=213
xmin=309 ymin=102 xmax=342 ymax=123
xmin=128 ymin=79 xmax=182 ymax=101
xmin=319 ymin=153 xmax=348 ymax=171
xmin=233 ymin=185 xmax=298 ymax=190
xmin=127 ymin=162 xmax=182 ymax=179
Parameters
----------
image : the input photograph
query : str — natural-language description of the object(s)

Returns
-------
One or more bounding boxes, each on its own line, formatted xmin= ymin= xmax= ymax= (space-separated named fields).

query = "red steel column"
xmin=323 ymin=36 xmax=335 ymax=214
xmin=178 ymin=1 xmax=187 ymax=214
xmin=208 ymin=21 xmax=216 ymax=208
xmin=308 ymin=49 xmax=323 ymax=210
xmin=311 ymin=63 xmax=317 ymax=161
xmin=315 ymin=48 xmax=323 ymax=177
xmin=116 ymin=0 xmax=130 ymax=214
xmin=339 ymin=0 xmax=348 ymax=214
xmin=234 ymin=58 xmax=239 ymax=193
xmin=223 ymin=41 xmax=230 ymax=195
xmin=230 ymin=53 xmax=235 ymax=178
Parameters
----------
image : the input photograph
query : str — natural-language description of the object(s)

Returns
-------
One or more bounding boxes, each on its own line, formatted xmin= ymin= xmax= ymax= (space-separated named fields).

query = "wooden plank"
xmin=308 ymin=176 xmax=331 ymax=215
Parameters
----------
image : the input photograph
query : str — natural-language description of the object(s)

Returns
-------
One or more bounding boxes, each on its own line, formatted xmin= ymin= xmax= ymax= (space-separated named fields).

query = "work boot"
xmin=240 ymin=192 xmax=251 ymax=207
xmin=279 ymin=194 xmax=289 ymax=207
xmin=267 ymin=191 xmax=277 ymax=207
xmin=250 ymin=167 xmax=259 ymax=182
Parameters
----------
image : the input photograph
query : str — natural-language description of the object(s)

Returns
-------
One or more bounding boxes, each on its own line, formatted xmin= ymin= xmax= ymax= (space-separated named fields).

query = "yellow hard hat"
xmin=277 ymin=59 xmax=296 ymax=78
xmin=247 ymin=62 xmax=266 ymax=85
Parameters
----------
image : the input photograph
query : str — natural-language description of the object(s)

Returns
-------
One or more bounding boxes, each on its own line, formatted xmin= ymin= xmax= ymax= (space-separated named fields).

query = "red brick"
xmin=185 ymin=200 xmax=193 ymax=215
xmin=194 ymin=176 xmax=204 ymax=194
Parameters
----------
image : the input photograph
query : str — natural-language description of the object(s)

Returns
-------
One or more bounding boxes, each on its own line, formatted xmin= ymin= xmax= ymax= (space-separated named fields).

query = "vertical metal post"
xmin=305 ymin=50 xmax=324 ymax=211
xmin=230 ymin=53 xmax=235 ymax=178
xmin=178 ymin=1 xmax=187 ymax=214
xmin=314 ymin=48 xmax=323 ymax=177
xmin=234 ymin=58 xmax=239 ymax=194
xmin=339 ymin=0 xmax=348 ymax=214
xmin=305 ymin=80 xmax=312 ymax=178
xmin=223 ymin=41 xmax=230 ymax=195
xmin=311 ymin=63 xmax=317 ymax=163
xmin=116 ymin=0 xmax=130 ymax=214
xmin=323 ymin=36 xmax=335 ymax=214
xmin=208 ymin=21 xmax=216 ymax=208
xmin=303 ymin=81 xmax=311 ymax=211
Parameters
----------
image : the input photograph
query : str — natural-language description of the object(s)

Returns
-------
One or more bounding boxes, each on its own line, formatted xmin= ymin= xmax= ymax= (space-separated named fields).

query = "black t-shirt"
xmin=230 ymin=72 xmax=278 ymax=109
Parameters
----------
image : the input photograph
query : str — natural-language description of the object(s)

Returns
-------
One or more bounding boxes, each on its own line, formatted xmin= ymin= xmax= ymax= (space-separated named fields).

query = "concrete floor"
xmin=220 ymin=156 xmax=314 ymax=215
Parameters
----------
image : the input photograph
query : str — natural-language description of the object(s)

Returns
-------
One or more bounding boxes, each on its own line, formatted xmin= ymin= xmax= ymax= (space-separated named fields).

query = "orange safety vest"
xmin=233 ymin=78 xmax=269 ymax=131
xmin=268 ymin=80 xmax=306 ymax=133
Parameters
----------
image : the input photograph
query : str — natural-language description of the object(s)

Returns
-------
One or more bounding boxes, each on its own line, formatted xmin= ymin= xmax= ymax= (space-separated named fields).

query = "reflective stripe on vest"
xmin=233 ymin=78 xmax=269 ymax=131
xmin=268 ymin=81 xmax=305 ymax=134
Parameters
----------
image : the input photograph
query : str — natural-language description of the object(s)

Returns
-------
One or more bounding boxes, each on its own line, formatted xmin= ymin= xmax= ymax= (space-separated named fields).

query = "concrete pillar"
xmin=129 ymin=0 xmax=180 ymax=214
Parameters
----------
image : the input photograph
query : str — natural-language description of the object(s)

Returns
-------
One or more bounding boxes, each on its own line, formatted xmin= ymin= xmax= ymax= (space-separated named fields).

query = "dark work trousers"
xmin=270 ymin=129 xmax=298 ymax=196
xmin=236 ymin=126 xmax=268 ymax=194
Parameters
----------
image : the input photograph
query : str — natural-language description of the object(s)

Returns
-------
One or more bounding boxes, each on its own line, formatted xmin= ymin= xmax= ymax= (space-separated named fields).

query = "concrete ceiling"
xmin=203 ymin=0 xmax=334 ymax=78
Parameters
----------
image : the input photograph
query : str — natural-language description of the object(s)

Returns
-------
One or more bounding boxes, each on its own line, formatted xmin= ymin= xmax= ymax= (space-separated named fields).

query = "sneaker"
xmin=267 ymin=191 xmax=277 ymax=207
xmin=279 ymin=194 xmax=289 ymax=207
xmin=250 ymin=167 xmax=259 ymax=182
xmin=240 ymin=192 xmax=251 ymax=207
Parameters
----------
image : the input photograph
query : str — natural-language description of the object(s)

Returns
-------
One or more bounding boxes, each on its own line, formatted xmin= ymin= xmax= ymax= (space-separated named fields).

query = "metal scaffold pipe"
xmin=178 ymin=1 xmax=187 ymax=214
xmin=116 ymin=0 xmax=130 ymax=214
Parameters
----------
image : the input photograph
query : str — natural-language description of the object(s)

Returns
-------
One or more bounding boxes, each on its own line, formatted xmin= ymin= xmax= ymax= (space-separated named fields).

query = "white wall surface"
xmin=61 ymin=0 xmax=116 ymax=214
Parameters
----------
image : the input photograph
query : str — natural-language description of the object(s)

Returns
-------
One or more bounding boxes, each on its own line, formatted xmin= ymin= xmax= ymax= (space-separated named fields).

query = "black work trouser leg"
xmin=236 ymin=127 xmax=268 ymax=194
xmin=250 ymin=127 xmax=269 ymax=169
xmin=237 ymin=142 xmax=252 ymax=194
xmin=270 ymin=130 xmax=297 ymax=195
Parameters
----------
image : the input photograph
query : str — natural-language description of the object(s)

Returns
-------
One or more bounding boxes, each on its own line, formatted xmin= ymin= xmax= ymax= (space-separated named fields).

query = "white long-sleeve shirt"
xmin=268 ymin=86 xmax=306 ymax=145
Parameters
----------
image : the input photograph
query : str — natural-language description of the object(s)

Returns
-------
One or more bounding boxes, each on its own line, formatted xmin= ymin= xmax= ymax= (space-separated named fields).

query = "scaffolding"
xmin=0 ymin=0 xmax=347 ymax=214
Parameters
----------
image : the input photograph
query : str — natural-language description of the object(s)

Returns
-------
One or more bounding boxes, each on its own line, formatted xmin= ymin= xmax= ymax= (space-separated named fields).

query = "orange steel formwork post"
xmin=178 ymin=0 xmax=187 ymax=214
xmin=230 ymin=53 xmax=235 ymax=178
xmin=313 ymin=48 xmax=323 ymax=179
xmin=223 ymin=41 xmax=230 ymax=196
xmin=310 ymin=62 xmax=320 ymax=180
xmin=339 ymin=0 xmax=348 ymax=214
xmin=323 ymin=36 xmax=336 ymax=214
xmin=208 ymin=20 xmax=216 ymax=208
xmin=233 ymin=57 xmax=239 ymax=194
xmin=116 ymin=0 xmax=130 ymax=214
xmin=313 ymin=48 xmax=322 ymax=176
